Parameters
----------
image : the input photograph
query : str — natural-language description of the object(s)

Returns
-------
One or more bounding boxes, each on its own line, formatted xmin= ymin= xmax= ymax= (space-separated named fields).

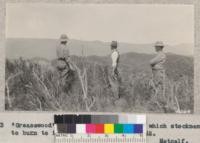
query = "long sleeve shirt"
xmin=150 ymin=51 xmax=166 ymax=70
xmin=111 ymin=50 xmax=119 ymax=68
xmin=56 ymin=44 xmax=70 ymax=61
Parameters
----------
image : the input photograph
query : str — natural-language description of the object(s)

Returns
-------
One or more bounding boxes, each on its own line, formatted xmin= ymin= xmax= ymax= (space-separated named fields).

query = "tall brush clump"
xmin=5 ymin=57 xmax=97 ymax=111
xmin=72 ymin=56 xmax=114 ymax=112
xmin=5 ymin=56 xmax=193 ymax=113
xmin=5 ymin=58 xmax=67 ymax=110
xmin=127 ymin=71 xmax=193 ymax=113
xmin=91 ymin=64 xmax=116 ymax=111
xmin=127 ymin=72 xmax=156 ymax=112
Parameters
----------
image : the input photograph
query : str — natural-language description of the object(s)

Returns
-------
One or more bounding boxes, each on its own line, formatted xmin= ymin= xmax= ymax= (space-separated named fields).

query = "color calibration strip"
xmin=54 ymin=114 xmax=146 ymax=143
xmin=54 ymin=114 xmax=145 ymax=134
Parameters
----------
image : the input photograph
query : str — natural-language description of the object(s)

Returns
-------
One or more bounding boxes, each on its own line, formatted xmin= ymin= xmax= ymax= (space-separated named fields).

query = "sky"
xmin=6 ymin=4 xmax=194 ymax=45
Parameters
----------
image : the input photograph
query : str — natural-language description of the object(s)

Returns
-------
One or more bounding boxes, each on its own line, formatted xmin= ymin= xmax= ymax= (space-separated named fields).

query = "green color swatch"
xmin=114 ymin=124 xmax=123 ymax=133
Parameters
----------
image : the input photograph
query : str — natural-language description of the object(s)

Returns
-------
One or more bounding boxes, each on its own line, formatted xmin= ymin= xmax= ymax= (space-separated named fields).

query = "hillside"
xmin=85 ymin=53 xmax=193 ymax=81
xmin=6 ymin=38 xmax=193 ymax=59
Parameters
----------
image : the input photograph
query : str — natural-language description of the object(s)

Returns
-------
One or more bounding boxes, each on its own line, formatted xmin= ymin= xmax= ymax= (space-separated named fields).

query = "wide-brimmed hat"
xmin=111 ymin=41 xmax=118 ymax=48
xmin=154 ymin=41 xmax=164 ymax=47
xmin=60 ymin=34 xmax=69 ymax=42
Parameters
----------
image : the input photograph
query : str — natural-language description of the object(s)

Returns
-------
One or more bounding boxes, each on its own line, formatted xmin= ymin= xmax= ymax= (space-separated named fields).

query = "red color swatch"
xmin=95 ymin=124 xmax=104 ymax=133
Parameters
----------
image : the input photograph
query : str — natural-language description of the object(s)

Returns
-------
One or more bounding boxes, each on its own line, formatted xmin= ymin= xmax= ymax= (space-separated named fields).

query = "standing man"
xmin=150 ymin=41 xmax=167 ymax=109
xmin=56 ymin=34 xmax=70 ymax=76
xmin=109 ymin=41 xmax=121 ymax=99
xmin=110 ymin=41 xmax=120 ymax=81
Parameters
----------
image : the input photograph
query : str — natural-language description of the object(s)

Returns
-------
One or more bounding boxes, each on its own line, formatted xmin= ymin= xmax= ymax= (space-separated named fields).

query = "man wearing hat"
xmin=150 ymin=41 xmax=166 ymax=108
xmin=110 ymin=41 xmax=120 ymax=81
xmin=56 ymin=34 xmax=72 ymax=80
xmin=150 ymin=41 xmax=166 ymax=71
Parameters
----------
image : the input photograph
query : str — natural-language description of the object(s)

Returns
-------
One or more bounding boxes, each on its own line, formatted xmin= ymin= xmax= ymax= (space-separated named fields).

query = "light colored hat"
xmin=155 ymin=41 xmax=164 ymax=47
xmin=60 ymin=34 xmax=68 ymax=42
xmin=111 ymin=41 xmax=118 ymax=48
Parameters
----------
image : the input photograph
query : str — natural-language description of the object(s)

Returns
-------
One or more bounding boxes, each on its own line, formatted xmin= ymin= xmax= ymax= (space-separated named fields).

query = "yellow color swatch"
xmin=104 ymin=124 xmax=114 ymax=134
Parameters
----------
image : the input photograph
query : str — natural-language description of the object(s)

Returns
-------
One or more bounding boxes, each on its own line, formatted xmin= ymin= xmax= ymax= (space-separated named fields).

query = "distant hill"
xmin=6 ymin=38 xmax=193 ymax=60
xmin=85 ymin=52 xmax=193 ymax=81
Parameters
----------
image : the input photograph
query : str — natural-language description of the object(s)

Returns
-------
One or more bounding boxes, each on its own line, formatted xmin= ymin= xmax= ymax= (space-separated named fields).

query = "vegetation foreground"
xmin=5 ymin=53 xmax=193 ymax=113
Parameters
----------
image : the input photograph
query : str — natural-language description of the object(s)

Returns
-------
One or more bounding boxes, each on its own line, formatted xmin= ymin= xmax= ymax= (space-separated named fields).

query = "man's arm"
xmin=150 ymin=53 xmax=165 ymax=66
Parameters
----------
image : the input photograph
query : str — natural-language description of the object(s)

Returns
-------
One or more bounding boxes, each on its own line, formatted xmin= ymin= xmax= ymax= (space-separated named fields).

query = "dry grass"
xmin=5 ymin=57 xmax=193 ymax=113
